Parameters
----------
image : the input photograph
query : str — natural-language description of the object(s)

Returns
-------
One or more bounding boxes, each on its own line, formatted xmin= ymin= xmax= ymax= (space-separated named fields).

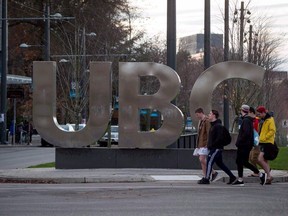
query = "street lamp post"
xmin=19 ymin=10 xmax=73 ymax=60
xmin=0 ymin=2 xmax=74 ymax=144
xmin=204 ymin=0 xmax=211 ymax=70
xmin=0 ymin=0 xmax=8 ymax=144
xmin=234 ymin=1 xmax=251 ymax=60
xmin=248 ymin=25 xmax=253 ymax=62
xmin=167 ymin=0 xmax=176 ymax=71
xmin=247 ymin=25 xmax=258 ymax=63
xmin=167 ymin=0 xmax=176 ymax=106
xmin=223 ymin=0 xmax=229 ymax=130
xmin=239 ymin=1 xmax=245 ymax=60
xmin=44 ymin=3 xmax=50 ymax=61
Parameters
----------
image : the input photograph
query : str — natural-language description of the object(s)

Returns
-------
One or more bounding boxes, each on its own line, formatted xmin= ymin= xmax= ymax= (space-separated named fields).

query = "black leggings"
xmin=236 ymin=147 xmax=260 ymax=177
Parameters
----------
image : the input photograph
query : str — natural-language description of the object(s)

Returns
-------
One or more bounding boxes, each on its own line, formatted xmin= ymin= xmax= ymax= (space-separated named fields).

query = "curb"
xmin=222 ymin=176 xmax=288 ymax=184
xmin=0 ymin=176 xmax=155 ymax=184
xmin=1 ymin=175 xmax=288 ymax=184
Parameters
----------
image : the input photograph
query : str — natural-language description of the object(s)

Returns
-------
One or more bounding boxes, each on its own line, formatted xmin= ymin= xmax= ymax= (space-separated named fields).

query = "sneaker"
xmin=211 ymin=171 xmax=218 ymax=182
xmin=265 ymin=177 xmax=274 ymax=185
xmin=260 ymin=173 xmax=267 ymax=185
xmin=227 ymin=176 xmax=236 ymax=185
xmin=197 ymin=177 xmax=210 ymax=184
xmin=232 ymin=180 xmax=244 ymax=186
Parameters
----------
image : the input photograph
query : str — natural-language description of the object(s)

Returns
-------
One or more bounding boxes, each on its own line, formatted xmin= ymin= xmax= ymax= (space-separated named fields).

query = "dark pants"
xmin=236 ymin=147 xmax=259 ymax=177
xmin=206 ymin=149 xmax=235 ymax=179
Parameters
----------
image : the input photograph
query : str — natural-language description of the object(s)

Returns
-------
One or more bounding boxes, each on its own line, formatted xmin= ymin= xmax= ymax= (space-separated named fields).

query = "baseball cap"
xmin=256 ymin=106 xmax=266 ymax=113
xmin=241 ymin=104 xmax=250 ymax=113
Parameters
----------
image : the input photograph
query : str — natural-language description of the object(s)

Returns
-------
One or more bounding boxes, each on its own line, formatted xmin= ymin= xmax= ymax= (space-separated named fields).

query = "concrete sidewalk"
xmin=1 ymin=135 xmax=287 ymax=184
xmin=0 ymin=168 xmax=287 ymax=184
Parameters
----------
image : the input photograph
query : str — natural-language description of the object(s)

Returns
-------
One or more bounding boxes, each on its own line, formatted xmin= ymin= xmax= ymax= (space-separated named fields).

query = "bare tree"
xmin=7 ymin=0 xmax=144 ymax=128
xmin=224 ymin=1 xmax=285 ymax=118
xmin=176 ymin=50 xmax=203 ymax=118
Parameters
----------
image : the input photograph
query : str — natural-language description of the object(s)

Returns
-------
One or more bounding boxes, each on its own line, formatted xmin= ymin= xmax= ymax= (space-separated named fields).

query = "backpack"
xmin=264 ymin=142 xmax=279 ymax=161
xmin=222 ymin=126 xmax=232 ymax=146
xmin=253 ymin=129 xmax=259 ymax=146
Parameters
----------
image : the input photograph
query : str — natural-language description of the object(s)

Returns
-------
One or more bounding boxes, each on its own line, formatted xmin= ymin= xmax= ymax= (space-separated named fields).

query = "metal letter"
xmin=33 ymin=61 xmax=111 ymax=147
xmin=119 ymin=62 xmax=184 ymax=148
xmin=189 ymin=61 xmax=265 ymax=123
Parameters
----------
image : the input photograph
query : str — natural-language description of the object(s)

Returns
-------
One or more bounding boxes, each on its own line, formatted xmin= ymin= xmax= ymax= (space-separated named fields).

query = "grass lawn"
xmin=269 ymin=147 xmax=288 ymax=170
xmin=28 ymin=162 xmax=55 ymax=168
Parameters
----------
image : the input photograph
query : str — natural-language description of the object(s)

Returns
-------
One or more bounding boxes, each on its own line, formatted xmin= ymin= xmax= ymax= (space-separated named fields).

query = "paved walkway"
xmin=1 ymin=135 xmax=287 ymax=184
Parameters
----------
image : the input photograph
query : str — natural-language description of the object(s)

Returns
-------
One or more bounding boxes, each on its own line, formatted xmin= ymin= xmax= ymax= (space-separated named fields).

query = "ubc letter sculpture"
xmin=33 ymin=61 xmax=112 ymax=147
xmin=119 ymin=62 xmax=184 ymax=148
xmin=33 ymin=61 xmax=265 ymax=148
xmin=189 ymin=61 xmax=265 ymax=122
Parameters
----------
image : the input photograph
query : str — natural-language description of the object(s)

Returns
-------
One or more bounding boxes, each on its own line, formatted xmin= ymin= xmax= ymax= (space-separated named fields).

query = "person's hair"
xmin=211 ymin=109 xmax=219 ymax=119
xmin=249 ymin=107 xmax=256 ymax=114
xmin=195 ymin=108 xmax=204 ymax=114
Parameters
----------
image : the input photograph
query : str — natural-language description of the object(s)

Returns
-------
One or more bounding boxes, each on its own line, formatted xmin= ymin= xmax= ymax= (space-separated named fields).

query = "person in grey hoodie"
xmin=232 ymin=105 xmax=267 ymax=186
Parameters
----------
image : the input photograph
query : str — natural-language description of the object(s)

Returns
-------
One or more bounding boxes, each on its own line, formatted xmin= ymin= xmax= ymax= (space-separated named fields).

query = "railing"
xmin=168 ymin=133 xmax=197 ymax=149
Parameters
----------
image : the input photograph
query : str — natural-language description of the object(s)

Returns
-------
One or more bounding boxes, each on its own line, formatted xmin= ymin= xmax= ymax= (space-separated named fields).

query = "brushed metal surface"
xmin=33 ymin=61 xmax=111 ymax=147
xmin=189 ymin=61 xmax=265 ymax=123
xmin=118 ymin=62 xmax=184 ymax=148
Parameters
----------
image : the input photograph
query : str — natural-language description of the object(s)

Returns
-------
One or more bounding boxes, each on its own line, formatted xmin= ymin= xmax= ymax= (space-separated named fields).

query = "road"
xmin=0 ymin=146 xmax=54 ymax=169
xmin=0 ymin=182 xmax=287 ymax=216
xmin=0 ymin=145 xmax=287 ymax=216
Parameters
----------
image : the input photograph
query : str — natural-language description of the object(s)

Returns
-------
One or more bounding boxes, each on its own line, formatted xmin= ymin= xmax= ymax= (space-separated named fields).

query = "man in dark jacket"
xmin=232 ymin=105 xmax=267 ymax=186
xmin=198 ymin=110 xmax=236 ymax=184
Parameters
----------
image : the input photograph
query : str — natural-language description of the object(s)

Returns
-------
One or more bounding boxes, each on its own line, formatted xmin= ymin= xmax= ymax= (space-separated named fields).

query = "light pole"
xmin=253 ymin=34 xmax=258 ymax=64
xmin=55 ymin=28 xmax=97 ymax=125
xmin=223 ymin=0 xmax=229 ymax=130
xmin=234 ymin=1 xmax=251 ymax=60
xmin=0 ymin=2 xmax=74 ymax=144
xmin=18 ymin=11 xmax=73 ymax=60
xmin=0 ymin=0 xmax=8 ymax=144
xmin=239 ymin=1 xmax=245 ymax=60
xmin=246 ymin=25 xmax=258 ymax=63
xmin=167 ymin=0 xmax=176 ymax=71
xmin=248 ymin=25 xmax=253 ymax=62
xmin=44 ymin=3 xmax=50 ymax=61
xmin=82 ymin=27 xmax=97 ymax=72
xmin=204 ymin=0 xmax=211 ymax=70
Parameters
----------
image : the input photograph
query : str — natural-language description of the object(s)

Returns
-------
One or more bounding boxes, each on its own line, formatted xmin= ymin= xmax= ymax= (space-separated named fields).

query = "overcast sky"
xmin=129 ymin=0 xmax=288 ymax=71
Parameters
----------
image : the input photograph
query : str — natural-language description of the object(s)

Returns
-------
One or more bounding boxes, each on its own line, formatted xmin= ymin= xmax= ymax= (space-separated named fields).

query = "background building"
xmin=178 ymin=33 xmax=223 ymax=55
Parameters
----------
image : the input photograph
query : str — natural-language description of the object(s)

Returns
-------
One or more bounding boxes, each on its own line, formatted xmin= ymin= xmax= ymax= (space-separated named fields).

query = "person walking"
xmin=198 ymin=110 xmax=236 ymax=185
xmin=194 ymin=108 xmax=218 ymax=181
xmin=232 ymin=105 xmax=266 ymax=186
xmin=256 ymin=106 xmax=277 ymax=185
xmin=248 ymin=106 xmax=261 ymax=177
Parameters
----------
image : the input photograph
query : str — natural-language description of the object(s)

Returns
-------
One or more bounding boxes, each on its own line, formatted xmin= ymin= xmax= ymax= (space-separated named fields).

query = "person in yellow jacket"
xmin=256 ymin=106 xmax=276 ymax=184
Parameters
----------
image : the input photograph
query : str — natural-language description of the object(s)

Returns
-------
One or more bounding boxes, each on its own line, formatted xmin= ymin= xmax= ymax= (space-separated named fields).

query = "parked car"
xmin=99 ymin=125 xmax=119 ymax=147
xmin=184 ymin=125 xmax=197 ymax=133
xmin=41 ymin=124 xmax=85 ymax=147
